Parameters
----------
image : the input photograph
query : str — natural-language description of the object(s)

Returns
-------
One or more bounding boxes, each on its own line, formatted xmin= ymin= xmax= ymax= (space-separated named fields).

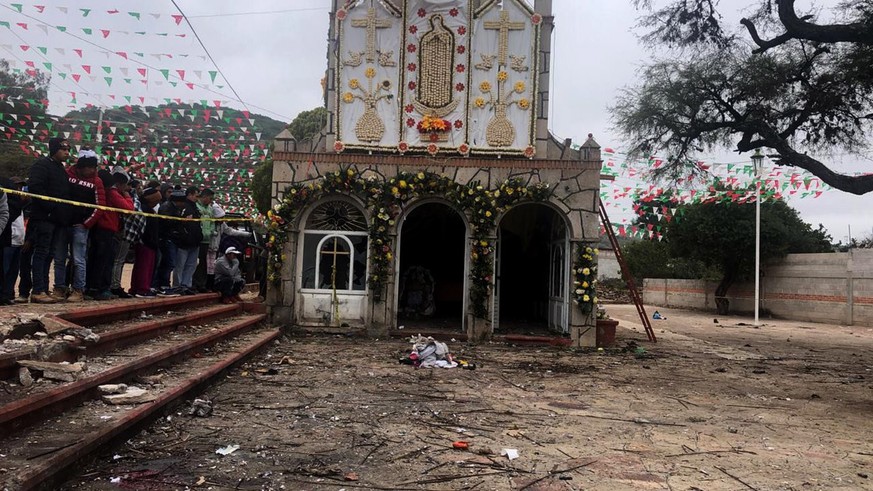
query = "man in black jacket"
xmin=160 ymin=189 xmax=202 ymax=295
xmin=27 ymin=137 xmax=72 ymax=303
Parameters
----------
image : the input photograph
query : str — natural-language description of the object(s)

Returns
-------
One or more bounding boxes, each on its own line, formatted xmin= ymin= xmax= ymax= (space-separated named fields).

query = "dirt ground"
xmin=61 ymin=304 xmax=873 ymax=491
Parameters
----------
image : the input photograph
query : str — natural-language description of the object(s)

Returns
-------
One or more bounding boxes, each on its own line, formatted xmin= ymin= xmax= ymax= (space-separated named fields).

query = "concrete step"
xmin=0 ymin=313 xmax=266 ymax=435
xmin=0 ymin=327 xmax=280 ymax=490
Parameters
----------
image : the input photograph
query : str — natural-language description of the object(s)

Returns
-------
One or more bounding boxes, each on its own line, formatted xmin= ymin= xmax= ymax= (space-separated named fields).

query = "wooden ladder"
xmin=598 ymin=202 xmax=657 ymax=343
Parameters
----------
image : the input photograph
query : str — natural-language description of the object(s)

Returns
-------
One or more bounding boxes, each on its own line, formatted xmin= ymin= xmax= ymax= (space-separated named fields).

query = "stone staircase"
xmin=0 ymin=293 xmax=277 ymax=490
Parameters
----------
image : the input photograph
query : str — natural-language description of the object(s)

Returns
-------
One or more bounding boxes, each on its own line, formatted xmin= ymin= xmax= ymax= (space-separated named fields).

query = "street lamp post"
xmin=751 ymin=148 xmax=764 ymax=327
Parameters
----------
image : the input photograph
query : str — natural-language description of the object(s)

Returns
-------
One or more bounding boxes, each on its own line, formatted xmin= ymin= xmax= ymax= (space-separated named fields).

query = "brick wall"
xmin=642 ymin=250 xmax=873 ymax=326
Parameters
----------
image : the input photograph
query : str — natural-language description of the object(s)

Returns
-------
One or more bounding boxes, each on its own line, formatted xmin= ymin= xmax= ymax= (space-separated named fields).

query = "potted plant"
xmin=595 ymin=306 xmax=618 ymax=348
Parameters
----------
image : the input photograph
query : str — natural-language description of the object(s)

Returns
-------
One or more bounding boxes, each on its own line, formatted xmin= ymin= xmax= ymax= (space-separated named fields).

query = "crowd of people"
xmin=0 ymin=137 xmax=251 ymax=305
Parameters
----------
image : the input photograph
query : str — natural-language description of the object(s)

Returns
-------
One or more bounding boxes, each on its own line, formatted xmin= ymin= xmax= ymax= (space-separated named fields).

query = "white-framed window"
xmin=301 ymin=200 xmax=368 ymax=292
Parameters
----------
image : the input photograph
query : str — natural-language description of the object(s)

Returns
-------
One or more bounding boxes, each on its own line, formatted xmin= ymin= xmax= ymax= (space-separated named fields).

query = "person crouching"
xmin=214 ymin=246 xmax=245 ymax=304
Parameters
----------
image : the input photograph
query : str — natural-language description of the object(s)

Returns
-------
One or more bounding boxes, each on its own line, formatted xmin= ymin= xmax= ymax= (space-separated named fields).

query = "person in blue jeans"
xmin=160 ymin=189 xmax=202 ymax=295
xmin=64 ymin=149 xmax=105 ymax=302
xmin=27 ymin=137 xmax=72 ymax=304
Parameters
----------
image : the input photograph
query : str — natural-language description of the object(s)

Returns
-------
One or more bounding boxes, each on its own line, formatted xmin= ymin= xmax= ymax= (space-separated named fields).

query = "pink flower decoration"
xmin=408 ymin=81 xmax=416 ymax=90
xmin=455 ymin=82 xmax=465 ymax=92
xmin=334 ymin=141 xmax=345 ymax=153
xmin=531 ymin=13 xmax=543 ymax=25
xmin=457 ymin=26 xmax=466 ymax=35
xmin=449 ymin=8 xmax=459 ymax=17
xmin=457 ymin=45 xmax=466 ymax=54
xmin=458 ymin=143 xmax=470 ymax=155
xmin=417 ymin=8 xmax=426 ymax=18
xmin=454 ymin=119 xmax=463 ymax=129
xmin=404 ymin=104 xmax=414 ymax=113
xmin=409 ymin=25 xmax=418 ymax=34
xmin=398 ymin=141 xmax=409 ymax=153
xmin=336 ymin=9 xmax=347 ymax=21
xmin=406 ymin=118 xmax=415 ymax=127
xmin=407 ymin=63 xmax=417 ymax=71
xmin=407 ymin=43 xmax=416 ymax=53
xmin=427 ymin=143 xmax=439 ymax=156
xmin=456 ymin=64 xmax=465 ymax=73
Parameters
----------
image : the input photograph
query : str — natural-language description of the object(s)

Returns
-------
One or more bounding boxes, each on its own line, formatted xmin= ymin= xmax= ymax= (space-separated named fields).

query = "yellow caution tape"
xmin=1 ymin=187 xmax=253 ymax=222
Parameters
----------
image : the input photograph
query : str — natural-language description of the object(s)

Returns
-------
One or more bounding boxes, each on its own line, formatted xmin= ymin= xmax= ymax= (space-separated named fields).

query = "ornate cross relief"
xmin=412 ymin=14 xmax=460 ymax=118
xmin=337 ymin=0 xmax=399 ymax=145
xmin=349 ymin=5 xmax=396 ymax=67
xmin=483 ymin=10 xmax=525 ymax=66
xmin=474 ymin=8 xmax=530 ymax=147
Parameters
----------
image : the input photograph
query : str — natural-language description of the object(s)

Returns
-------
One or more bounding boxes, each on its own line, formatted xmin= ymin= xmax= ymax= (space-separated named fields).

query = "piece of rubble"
xmin=188 ymin=398 xmax=213 ymax=417
xmin=38 ymin=316 xmax=79 ymax=335
xmin=98 ymin=384 xmax=128 ymax=395
xmin=18 ymin=360 xmax=85 ymax=373
xmin=5 ymin=321 xmax=44 ymax=340
xmin=18 ymin=360 xmax=84 ymax=383
xmin=35 ymin=341 xmax=68 ymax=360
xmin=67 ymin=327 xmax=100 ymax=344
xmin=18 ymin=367 xmax=33 ymax=387
xmin=62 ymin=335 xmax=76 ymax=342
xmin=135 ymin=374 xmax=165 ymax=385
xmin=102 ymin=386 xmax=156 ymax=405
xmin=215 ymin=444 xmax=239 ymax=456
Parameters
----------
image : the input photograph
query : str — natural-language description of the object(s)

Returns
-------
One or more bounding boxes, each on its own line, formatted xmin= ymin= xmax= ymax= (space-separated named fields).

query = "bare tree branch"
xmin=742 ymin=0 xmax=873 ymax=53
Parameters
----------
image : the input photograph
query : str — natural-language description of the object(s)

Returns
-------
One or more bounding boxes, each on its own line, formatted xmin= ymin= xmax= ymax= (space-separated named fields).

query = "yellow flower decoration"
xmin=518 ymin=98 xmax=530 ymax=109
xmin=514 ymin=81 xmax=525 ymax=93
xmin=349 ymin=78 xmax=360 ymax=89
xmin=497 ymin=71 xmax=508 ymax=81
xmin=474 ymin=97 xmax=486 ymax=108
xmin=479 ymin=81 xmax=491 ymax=92
xmin=342 ymin=92 xmax=354 ymax=103
xmin=365 ymin=67 xmax=376 ymax=79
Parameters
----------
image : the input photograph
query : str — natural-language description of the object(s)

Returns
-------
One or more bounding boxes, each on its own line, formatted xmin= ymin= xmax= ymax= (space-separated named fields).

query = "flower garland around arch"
xmin=573 ymin=245 xmax=599 ymax=315
xmin=264 ymin=168 xmax=555 ymax=319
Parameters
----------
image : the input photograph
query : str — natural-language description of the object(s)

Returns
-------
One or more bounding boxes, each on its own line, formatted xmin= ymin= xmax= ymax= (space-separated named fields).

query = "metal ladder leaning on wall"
xmin=598 ymin=202 xmax=657 ymax=343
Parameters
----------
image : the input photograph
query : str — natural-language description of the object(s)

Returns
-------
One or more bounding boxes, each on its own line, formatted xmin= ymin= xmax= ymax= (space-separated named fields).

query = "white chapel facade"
xmin=269 ymin=0 xmax=603 ymax=346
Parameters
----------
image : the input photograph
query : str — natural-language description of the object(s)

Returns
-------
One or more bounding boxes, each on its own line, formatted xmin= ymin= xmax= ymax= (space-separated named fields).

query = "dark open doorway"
xmin=496 ymin=204 xmax=567 ymax=335
xmin=398 ymin=202 xmax=466 ymax=330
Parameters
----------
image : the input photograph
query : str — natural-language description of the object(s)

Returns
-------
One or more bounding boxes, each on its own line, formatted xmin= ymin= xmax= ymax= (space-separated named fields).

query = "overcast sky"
xmin=4 ymin=0 xmax=870 ymax=242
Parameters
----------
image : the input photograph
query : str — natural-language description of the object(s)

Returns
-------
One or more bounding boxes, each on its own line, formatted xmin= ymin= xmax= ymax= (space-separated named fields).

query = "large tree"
xmin=615 ymin=0 xmax=873 ymax=194
xmin=666 ymin=195 xmax=832 ymax=313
